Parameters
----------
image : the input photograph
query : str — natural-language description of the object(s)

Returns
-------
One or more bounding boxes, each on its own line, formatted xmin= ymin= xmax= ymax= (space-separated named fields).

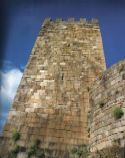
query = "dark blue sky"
xmin=0 ymin=0 xmax=125 ymax=69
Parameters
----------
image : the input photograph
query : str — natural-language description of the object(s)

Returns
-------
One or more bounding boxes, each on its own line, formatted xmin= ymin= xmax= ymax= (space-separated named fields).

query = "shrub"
xmin=71 ymin=144 xmax=89 ymax=158
xmin=27 ymin=139 xmax=41 ymax=157
xmin=11 ymin=145 xmax=20 ymax=154
xmin=12 ymin=129 xmax=20 ymax=142
xmin=71 ymin=147 xmax=78 ymax=155
xmin=27 ymin=143 xmax=37 ymax=157
xmin=36 ymin=149 xmax=45 ymax=158
xmin=10 ymin=145 xmax=20 ymax=158
xmin=114 ymin=107 xmax=124 ymax=119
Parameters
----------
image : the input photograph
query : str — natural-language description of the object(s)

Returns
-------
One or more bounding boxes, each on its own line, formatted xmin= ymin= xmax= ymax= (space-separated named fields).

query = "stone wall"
xmin=89 ymin=60 xmax=125 ymax=152
xmin=1 ymin=18 xmax=106 ymax=157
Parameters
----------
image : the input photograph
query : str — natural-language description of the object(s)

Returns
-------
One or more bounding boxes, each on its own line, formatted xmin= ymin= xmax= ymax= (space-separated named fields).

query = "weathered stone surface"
xmin=0 ymin=18 xmax=106 ymax=157
xmin=17 ymin=152 xmax=27 ymax=158
xmin=89 ymin=60 xmax=125 ymax=152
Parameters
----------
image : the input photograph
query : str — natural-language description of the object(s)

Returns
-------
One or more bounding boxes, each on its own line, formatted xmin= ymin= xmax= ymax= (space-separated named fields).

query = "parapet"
xmin=40 ymin=17 xmax=99 ymax=36
xmin=42 ymin=17 xmax=99 ymax=26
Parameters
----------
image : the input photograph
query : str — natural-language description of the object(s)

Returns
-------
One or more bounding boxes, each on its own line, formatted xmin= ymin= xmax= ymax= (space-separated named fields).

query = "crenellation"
xmin=79 ymin=18 xmax=86 ymax=23
xmin=55 ymin=18 xmax=63 ymax=22
xmin=91 ymin=18 xmax=99 ymax=24
xmin=40 ymin=18 xmax=100 ymax=35
xmin=67 ymin=17 xmax=75 ymax=22
xmin=42 ymin=17 xmax=52 ymax=26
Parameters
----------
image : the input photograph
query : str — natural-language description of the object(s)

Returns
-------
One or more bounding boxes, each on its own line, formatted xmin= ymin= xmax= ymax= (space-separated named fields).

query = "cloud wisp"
xmin=0 ymin=67 xmax=23 ymax=132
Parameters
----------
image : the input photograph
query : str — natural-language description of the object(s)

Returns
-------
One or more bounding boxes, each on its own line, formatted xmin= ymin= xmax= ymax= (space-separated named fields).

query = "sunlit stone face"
xmin=1 ymin=18 xmax=106 ymax=158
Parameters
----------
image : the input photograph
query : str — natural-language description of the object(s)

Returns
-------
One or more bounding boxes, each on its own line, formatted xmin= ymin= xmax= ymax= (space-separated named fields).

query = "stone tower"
xmin=1 ymin=18 xmax=106 ymax=157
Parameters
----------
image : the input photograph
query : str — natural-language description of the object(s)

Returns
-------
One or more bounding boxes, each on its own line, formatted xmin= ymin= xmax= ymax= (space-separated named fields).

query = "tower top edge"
xmin=42 ymin=17 xmax=99 ymax=26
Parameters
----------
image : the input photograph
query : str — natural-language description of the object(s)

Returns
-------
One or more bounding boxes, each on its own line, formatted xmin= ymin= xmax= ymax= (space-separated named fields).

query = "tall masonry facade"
xmin=1 ymin=18 xmax=106 ymax=157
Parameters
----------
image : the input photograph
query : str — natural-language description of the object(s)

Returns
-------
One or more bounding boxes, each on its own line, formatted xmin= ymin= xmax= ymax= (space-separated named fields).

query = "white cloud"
xmin=0 ymin=68 xmax=23 ymax=132
xmin=1 ymin=69 xmax=23 ymax=102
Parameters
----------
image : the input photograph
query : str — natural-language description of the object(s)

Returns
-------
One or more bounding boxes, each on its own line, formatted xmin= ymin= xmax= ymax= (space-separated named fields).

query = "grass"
xmin=114 ymin=107 xmax=124 ymax=119
xmin=12 ymin=129 xmax=20 ymax=142
xmin=71 ymin=144 xmax=89 ymax=158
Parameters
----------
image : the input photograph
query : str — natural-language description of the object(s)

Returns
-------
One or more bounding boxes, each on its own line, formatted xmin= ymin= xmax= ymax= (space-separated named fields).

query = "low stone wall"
xmin=89 ymin=60 xmax=125 ymax=152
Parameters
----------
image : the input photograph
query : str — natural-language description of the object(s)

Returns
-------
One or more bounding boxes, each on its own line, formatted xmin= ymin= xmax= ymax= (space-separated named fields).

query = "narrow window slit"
xmin=61 ymin=74 xmax=64 ymax=80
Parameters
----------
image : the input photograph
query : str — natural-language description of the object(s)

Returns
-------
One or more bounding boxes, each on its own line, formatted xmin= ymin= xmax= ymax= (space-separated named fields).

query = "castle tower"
xmin=1 ymin=18 xmax=106 ymax=157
